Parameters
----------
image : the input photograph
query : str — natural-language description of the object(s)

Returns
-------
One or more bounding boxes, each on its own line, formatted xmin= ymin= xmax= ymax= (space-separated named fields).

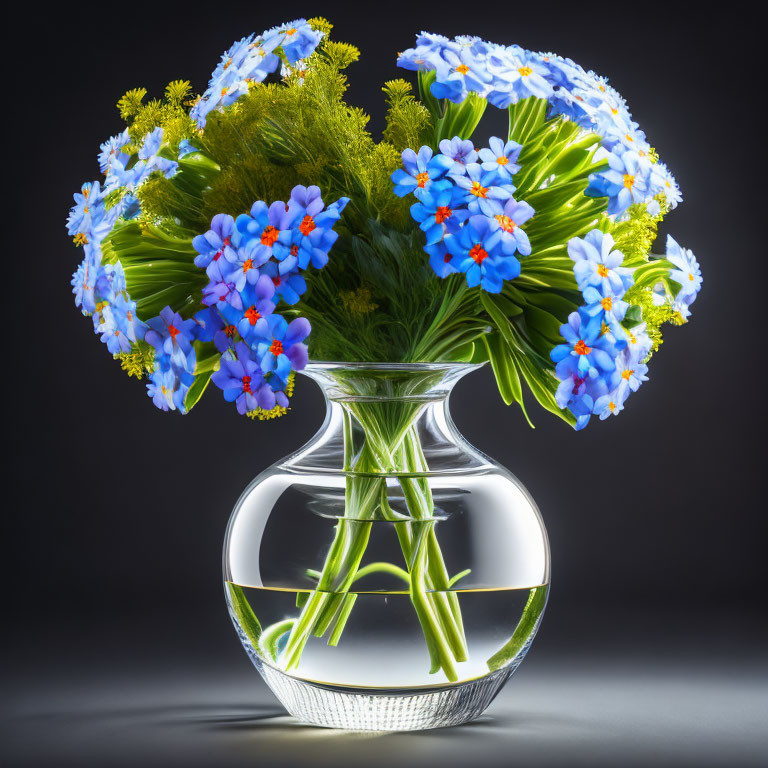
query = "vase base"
xmin=257 ymin=663 xmax=513 ymax=731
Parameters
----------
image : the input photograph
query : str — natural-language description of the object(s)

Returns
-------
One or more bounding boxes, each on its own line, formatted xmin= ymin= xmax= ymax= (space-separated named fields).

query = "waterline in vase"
xmin=228 ymin=583 xmax=547 ymax=688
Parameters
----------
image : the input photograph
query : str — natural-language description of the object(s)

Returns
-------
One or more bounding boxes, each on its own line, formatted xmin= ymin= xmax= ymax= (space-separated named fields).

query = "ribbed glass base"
xmin=257 ymin=662 xmax=513 ymax=731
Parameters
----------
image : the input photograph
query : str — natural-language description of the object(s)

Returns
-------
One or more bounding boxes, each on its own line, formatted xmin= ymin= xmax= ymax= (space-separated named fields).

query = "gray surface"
xmin=4 ymin=654 xmax=767 ymax=768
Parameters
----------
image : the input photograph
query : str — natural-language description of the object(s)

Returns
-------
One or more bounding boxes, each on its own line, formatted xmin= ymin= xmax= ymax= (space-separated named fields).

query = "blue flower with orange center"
xmin=391 ymin=146 xmax=453 ymax=200
xmin=410 ymin=182 xmax=469 ymax=246
xmin=449 ymin=163 xmax=515 ymax=217
xmin=144 ymin=306 xmax=197 ymax=373
xmin=251 ymin=314 xmax=311 ymax=392
xmin=444 ymin=215 xmax=520 ymax=293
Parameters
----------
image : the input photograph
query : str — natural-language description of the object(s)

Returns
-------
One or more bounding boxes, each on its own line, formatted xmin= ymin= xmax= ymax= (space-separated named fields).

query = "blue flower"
xmin=650 ymin=163 xmax=682 ymax=209
xmin=147 ymin=359 xmax=194 ymax=413
xmin=98 ymin=130 xmax=131 ymax=174
xmin=478 ymin=137 xmax=522 ymax=181
xmin=193 ymin=214 xmax=236 ymax=270
xmin=231 ymin=200 xmax=297 ymax=263
xmin=260 ymin=261 xmax=307 ymax=305
xmin=276 ymin=19 xmax=324 ymax=64
xmin=211 ymin=341 xmax=275 ymax=414
xmin=580 ymin=283 xmax=630 ymax=339
xmin=586 ymin=149 xmax=650 ymax=216
xmin=485 ymin=198 xmax=535 ymax=256
xmin=280 ymin=186 xmax=349 ymax=270
xmin=410 ymin=183 xmax=470 ymax=246
xmin=67 ymin=181 xmax=114 ymax=244
xmin=95 ymin=294 xmax=146 ymax=354
xmin=486 ymin=49 xmax=553 ymax=108
xmin=445 ymin=215 xmax=520 ymax=293
xmin=202 ymin=260 xmax=243 ymax=310
xmin=430 ymin=46 xmax=493 ymax=103
xmin=178 ymin=139 xmax=198 ymax=158
xmin=138 ymin=127 xmax=178 ymax=178
xmin=71 ymin=244 xmax=102 ymax=314
xmin=192 ymin=307 xmax=224 ymax=343
xmin=593 ymin=394 xmax=624 ymax=420
xmin=449 ymin=163 xmax=514 ymax=216
xmin=425 ymin=241 xmax=459 ymax=279
xmin=218 ymin=276 xmax=277 ymax=345
xmin=551 ymin=311 xmax=619 ymax=380
xmin=251 ymin=314 xmax=310 ymax=390
xmin=665 ymin=235 xmax=701 ymax=318
xmin=568 ymin=230 xmax=632 ymax=296
xmin=438 ymin=137 xmax=478 ymax=174
xmin=391 ymin=146 xmax=453 ymax=200
xmin=144 ymin=306 xmax=197 ymax=372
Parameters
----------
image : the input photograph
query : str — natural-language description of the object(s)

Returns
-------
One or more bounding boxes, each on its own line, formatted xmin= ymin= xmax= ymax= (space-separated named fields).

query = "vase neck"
xmin=280 ymin=362 xmax=493 ymax=475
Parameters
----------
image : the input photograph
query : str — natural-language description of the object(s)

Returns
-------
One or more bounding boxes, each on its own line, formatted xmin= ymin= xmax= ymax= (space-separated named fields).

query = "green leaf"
xmin=184 ymin=342 xmax=220 ymax=413
xmin=226 ymin=583 xmax=262 ymax=646
xmin=621 ymin=304 xmax=643 ymax=329
xmin=483 ymin=333 xmax=533 ymax=427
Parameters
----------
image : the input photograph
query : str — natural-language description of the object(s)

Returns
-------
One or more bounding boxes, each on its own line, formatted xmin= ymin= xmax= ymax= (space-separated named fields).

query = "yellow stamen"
xmin=518 ymin=66 xmax=532 ymax=76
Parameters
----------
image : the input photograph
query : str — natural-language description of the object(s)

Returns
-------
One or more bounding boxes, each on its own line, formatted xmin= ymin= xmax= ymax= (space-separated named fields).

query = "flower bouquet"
xmin=68 ymin=19 xmax=701 ymax=730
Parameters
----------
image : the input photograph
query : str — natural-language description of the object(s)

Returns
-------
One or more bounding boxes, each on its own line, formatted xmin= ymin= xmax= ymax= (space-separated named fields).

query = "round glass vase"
xmin=223 ymin=362 xmax=550 ymax=731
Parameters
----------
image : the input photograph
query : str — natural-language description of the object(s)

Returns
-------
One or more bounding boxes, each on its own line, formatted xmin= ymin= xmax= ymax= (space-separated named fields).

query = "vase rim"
xmin=304 ymin=361 xmax=486 ymax=373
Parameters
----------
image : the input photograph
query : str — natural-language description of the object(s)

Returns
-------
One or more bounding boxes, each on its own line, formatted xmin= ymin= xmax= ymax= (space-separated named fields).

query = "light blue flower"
xmin=193 ymin=214 xmax=236 ymax=270
xmin=650 ymin=163 xmax=682 ymax=209
xmin=146 ymin=363 xmax=193 ymax=413
xmin=478 ymin=137 xmax=522 ymax=181
xmin=98 ymin=130 xmax=131 ymax=174
xmin=67 ymin=181 xmax=114 ymax=244
xmin=485 ymin=198 xmax=535 ymax=256
xmin=665 ymin=235 xmax=701 ymax=317
xmin=218 ymin=277 xmax=277 ymax=345
xmin=486 ymin=49 xmax=553 ymax=108
xmin=586 ymin=149 xmax=651 ymax=216
xmin=449 ymin=163 xmax=515 ymax=216
xmin=260 ymin=261 xmax=307 ymax=305
xmin=138 ymin=127 xmax=178 ymax=178
xmin=430 ymin=46 xmax=493 ymax=103
xmin=568 ymin=230 xmax=632 ymax=295
xmin=551 ymin=311 xmax=619 ymax=380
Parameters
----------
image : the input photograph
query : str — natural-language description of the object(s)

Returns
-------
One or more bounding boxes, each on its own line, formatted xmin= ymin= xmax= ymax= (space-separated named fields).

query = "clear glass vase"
xmin=223 ymin=362 xmax=550 ymax=731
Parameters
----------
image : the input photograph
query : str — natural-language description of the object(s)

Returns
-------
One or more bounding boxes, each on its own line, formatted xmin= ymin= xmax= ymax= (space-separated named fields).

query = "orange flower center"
xmin=469 ymin=244 xmax=488 ymax=264
xmin=518 ymin=66 xmax=532 ymax=76
xmin=244 ymin=306 xmax=261 ymax=325
xmin=456 ymin=64 xmax=470 ymax=74
xmin=470 ymin=181 xmax=488 ymax=198
xmin=496 ymin=156 xmax=509 ymax=166
xmin=416 ymin=172 xmax=430 ymax=188
xmin=168 ymin=324 xmax=180 ymax=339
xmin=623 ymin=174 xmax=635 ymax=189
xmin=574 ymin=340 xmax=592 ymax=355
xmin=270 ymin=340 xmax=284 ymax=356
xmin=299 ymin=215 xmax=316 ymax=235
xmin=242 ymin=375 xmax=252 ymax=393
xmin=261 ymin=225 xmax=279 ymax=246
xmin=285 ymin=28 xmax=297 ymax=35
xmin=224 ymin=324 xmax=236 ymax=337
xmin=597 ymin=264 xmax=609 ymax=277
xmin=494 ymin=214 xmax=516 ymax=233
xmin=435 ymin=206 xmax=453 ymax=224
xmin=242 ymin=258 xmax=254 ymax=273
xmin=621 ymin=369 xmax=633 ymax=381
xmin=601 ymin=297 xmax=613 ymax=310
xmin=291 ymin=244 xmax=299 ymax=256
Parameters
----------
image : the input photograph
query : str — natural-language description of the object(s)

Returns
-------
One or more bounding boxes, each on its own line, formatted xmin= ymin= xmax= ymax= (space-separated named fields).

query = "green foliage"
xmin=116 ymin=340 xmax=155 ymax=378
xmin=382 ymin=79 xmax=433 ymax=151
xmin=609 ymin=196 xmax=667 ymax=266
xmin=624 ymin=284 xmax=684 ymax=356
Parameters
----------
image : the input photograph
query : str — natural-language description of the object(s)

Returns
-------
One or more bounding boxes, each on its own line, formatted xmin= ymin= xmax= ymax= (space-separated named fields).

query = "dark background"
xmin=5 ymin=2 xmax=766 ymax=766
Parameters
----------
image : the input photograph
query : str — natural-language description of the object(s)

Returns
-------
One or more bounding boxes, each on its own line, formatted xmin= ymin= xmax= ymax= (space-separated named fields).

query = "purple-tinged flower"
xmin=144 ymin=306 xmax=197 ymax=372
xmin=478 ymin=137 xmax=522 ymax=181
xmin=202 ymin=260 xmax=243 ymax=310
xmin=485 ymin=198 xmax=535 ymax=256
xmin=438 ymin=137 xmax=478 ymax=174
xmin=193 ymin=214 xmax=237 ymax=270
xmin=231 ymin=199 xmax=298 ymax=259
xmin=192 ymin=307 xmax=225 ymax=343
xmin=95 ymin=294 xmax=145 ymax=355
xmin=218 ymin=277 xmax=277 ymax=345
xmin=251 ymin=314 xmax=310 ymax=390
xmin=211 ymin=341 xmax=276 ymax=414
xmin=391 ymin=146 xmax=453 ymax=200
